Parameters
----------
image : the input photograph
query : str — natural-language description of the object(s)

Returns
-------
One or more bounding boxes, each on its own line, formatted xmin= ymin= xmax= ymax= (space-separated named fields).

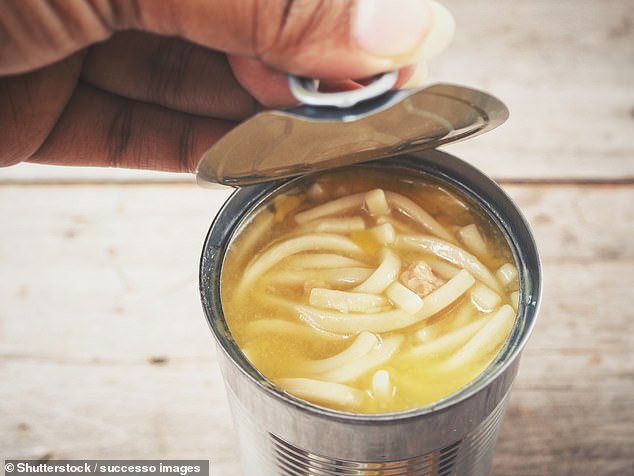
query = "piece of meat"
xmin=400 ymin=261 xmax=445 ymax=297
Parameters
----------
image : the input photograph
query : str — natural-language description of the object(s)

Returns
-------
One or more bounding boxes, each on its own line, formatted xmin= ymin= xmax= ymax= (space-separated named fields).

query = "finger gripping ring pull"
xmin=288 ymin=71 xmax=399 ymax=108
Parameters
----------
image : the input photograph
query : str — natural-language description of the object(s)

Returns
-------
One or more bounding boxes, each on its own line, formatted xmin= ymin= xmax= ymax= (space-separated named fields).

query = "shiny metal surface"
xmin=196 ymin=85 xmax=509 ymax=187
xmin=224 ymin=380 xmax=510 ymax=475
xmin=287 ymin=72 xmax=399 ymax=108
xmin=199 ymin=151 xmax=542 ymax=476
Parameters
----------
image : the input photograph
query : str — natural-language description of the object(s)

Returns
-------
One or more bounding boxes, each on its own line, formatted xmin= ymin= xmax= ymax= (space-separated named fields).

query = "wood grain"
xmin=1 ymin=0 xmax=632 ymax=473
xmin=433 ymin=0 xmax=634 ymax=180
xmin=1 ymin=183 xmax=632 ymax=475
xmin=492 ymin=261 xmax=634 ymax=476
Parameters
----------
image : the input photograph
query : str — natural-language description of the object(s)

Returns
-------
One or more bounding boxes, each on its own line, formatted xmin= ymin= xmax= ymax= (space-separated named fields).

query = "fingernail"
xmin=353 ymin=0 xmax=431 ymax=58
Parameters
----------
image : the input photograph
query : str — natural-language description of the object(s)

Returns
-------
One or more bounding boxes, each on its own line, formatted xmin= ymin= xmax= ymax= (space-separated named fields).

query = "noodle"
xmin=353 ymin=248 xmax=401 ymax=293
xmin=309 ymin=288 xmax=388 ymax=313
xmin=240 ymin=233 xmax=364 ymax=290
xmin=314 ymin=335 xmax=403 ymax=383
xmin=298 ymin=216 xmax=366 ymax=234
xmin=442 ymin=305 xmax=516 ymax=370
xmin=294 ymin=192 xmax=365 ymax=224
xmin=277 ymin=378 xmax=365 ymax=408
xmin=296 ymin=305 xmax=416 ymax=334
xmin=457 ymin=224 xmax=489 ymax=259
xmin=371 ymin=369 xmax=394 ymax=402
xmin=385 ymin=191 xmax=455 ymax=242
xmin=407 ymin=318 xmax=487 ymax=358
xmin=299 ymin=331 xmax=379 ymax=373
xmin=282 ymin=253 xmax=368 ymax=269
xmin=265 ymin=267 xmax=373 ymax=287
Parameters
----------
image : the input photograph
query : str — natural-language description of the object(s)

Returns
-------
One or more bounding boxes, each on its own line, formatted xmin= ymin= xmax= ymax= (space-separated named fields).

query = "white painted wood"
xmin=504 ymin=184 xmax=634 ymax=262
xmin=0 ymin=185 xmax=232 ymax=360
xmin=0 ymin=184 xmax=240 ymax=473
xmin=432 ymin=0 xmax=634 ymax=180
xmin=492 ymin=261 xmax=634 ymax=476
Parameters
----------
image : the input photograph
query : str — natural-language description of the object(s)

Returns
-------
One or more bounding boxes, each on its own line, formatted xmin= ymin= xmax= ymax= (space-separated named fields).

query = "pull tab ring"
xmin=288 ymin=71 xmax=399 ymax=108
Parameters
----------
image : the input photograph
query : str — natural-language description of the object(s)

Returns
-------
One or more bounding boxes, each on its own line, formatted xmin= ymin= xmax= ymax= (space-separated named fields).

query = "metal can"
xmin=199 ymin=147 xmax=541 ymax=476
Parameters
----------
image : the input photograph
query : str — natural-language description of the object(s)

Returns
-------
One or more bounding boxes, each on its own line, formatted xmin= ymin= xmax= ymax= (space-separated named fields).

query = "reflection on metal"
xmin=196 ymin=84 xmax=509 ymax=187
xmin=287 ymin=72 xmax=399 ymax=108
xmin=266 ymin=395 xmax=507 ymax=476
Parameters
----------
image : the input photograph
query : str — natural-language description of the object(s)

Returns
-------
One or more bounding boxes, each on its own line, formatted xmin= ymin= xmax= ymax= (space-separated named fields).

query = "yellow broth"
xmin=220 ymin=166 xmax=519 ymax=413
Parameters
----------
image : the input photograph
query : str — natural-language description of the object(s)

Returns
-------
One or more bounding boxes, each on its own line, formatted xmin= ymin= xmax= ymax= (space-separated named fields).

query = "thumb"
xmin=135 ymin=0 xmax=435 ymax=80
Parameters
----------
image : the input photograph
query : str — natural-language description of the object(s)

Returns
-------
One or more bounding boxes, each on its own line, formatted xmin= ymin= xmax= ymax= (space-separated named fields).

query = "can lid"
xmin=196 ymin=78 xmax=508 ymax=187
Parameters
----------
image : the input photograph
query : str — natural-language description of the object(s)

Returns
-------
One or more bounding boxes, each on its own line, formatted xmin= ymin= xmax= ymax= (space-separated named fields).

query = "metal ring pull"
xmin=288 ymin=71 xmax=399 ymax=108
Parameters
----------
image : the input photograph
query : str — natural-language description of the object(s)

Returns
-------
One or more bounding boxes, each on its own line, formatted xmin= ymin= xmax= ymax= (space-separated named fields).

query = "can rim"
xmin=199 ymin=149 xmax=542 ymax=423
xmin=196 ymin=84 xmax=509 ymax=188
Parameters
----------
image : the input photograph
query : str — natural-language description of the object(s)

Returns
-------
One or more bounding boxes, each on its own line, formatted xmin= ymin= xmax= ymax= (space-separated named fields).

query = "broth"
xmin=220 ymin=166 xmax=519 ymax=413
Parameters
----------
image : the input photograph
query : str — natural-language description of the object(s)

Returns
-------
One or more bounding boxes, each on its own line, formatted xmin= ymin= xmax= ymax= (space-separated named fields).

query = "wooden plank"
xmin=0 ymin=185 xmax=232 ymax=360
xmin=492 ymin=261 xmax=634 ymax=476
xmin=0 ymin=183 xmax=632 ymax=475
xmin=0 ymin=0 xmax=631 ymax=183
xmin=497 ymin=184 xmax=634 ymax=474
xmin=433 ymin=0 xmax=634 ymax=180
xmin=0 ymin=360 xmax=240 ymax=475
xmin=0 ymin=184 xmax=241 ymax=473
xmin=503 ymin=183 xmax=634 ymax=262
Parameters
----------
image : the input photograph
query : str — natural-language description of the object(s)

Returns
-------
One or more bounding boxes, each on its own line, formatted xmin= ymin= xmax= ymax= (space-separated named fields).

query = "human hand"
xmin=0 ymin=0 xmax=452 ymax=172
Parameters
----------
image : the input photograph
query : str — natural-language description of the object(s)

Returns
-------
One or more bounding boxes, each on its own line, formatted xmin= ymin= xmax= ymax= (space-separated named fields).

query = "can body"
xmin=199 ymin=150 xmax=542 ymax=476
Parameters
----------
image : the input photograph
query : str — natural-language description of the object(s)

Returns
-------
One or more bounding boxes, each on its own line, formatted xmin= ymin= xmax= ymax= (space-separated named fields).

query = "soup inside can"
xmin=219 ymin=164 xmax=520 ymax=414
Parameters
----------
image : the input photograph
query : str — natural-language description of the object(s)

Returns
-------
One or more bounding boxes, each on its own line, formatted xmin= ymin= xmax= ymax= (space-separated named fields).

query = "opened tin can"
xmin=198 ymin=78 xmax=542 ymax=475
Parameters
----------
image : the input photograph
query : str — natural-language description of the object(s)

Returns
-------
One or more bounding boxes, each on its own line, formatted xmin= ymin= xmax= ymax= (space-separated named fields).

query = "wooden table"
xmin=1 ymin=1 xmax=632 ymax=474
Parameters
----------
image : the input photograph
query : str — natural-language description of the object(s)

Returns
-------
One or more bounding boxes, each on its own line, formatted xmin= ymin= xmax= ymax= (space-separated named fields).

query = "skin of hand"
xmin=0 ymin=0 xmax=433 ymax=172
